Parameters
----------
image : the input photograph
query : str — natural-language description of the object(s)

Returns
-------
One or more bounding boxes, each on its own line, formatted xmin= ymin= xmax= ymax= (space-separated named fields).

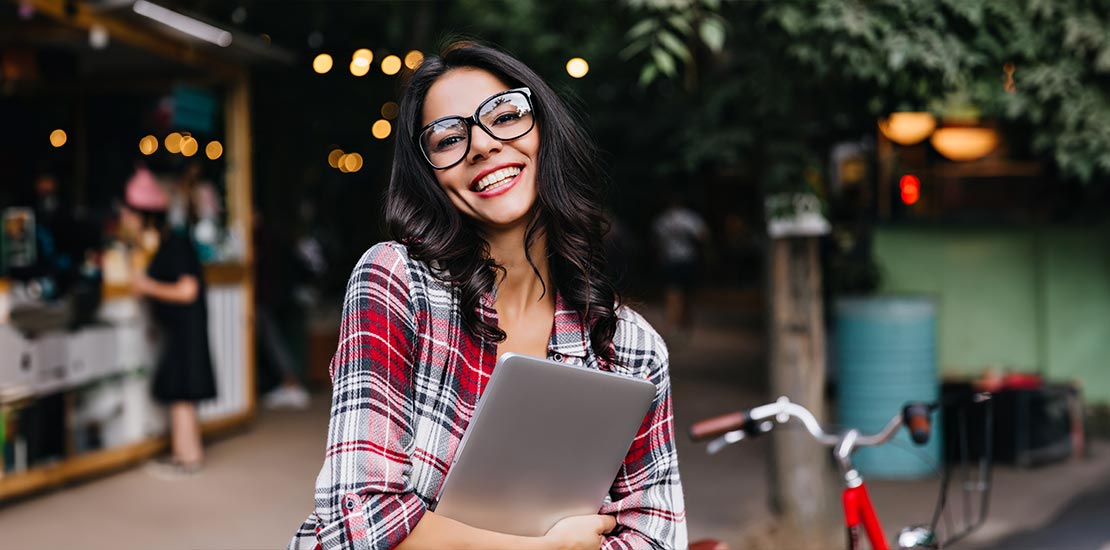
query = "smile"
xmin=470 ymin=165 xmax=522 ymax=194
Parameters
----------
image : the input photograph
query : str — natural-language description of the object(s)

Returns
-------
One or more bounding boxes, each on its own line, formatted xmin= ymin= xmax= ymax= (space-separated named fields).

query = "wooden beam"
xmin=24 ymin=0 xmax=240 ymax=79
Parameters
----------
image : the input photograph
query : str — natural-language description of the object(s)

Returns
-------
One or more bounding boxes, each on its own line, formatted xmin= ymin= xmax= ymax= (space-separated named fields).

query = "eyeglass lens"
xmin=420 ymin=90 xmax=533 ymax=169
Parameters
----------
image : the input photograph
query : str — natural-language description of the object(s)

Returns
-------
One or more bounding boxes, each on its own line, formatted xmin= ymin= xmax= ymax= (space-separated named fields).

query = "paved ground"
xmin=1 ymin=289 xmax=1108 ymax=549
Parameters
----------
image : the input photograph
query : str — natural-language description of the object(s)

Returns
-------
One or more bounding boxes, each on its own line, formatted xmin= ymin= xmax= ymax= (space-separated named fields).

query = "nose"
xmin=467 ymin=123 xmax=502 ymax=164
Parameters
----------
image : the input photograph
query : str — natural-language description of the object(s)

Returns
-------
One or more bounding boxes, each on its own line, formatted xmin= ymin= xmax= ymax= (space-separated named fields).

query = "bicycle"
xmin=689 ymin=394 xmax=993 ymax=550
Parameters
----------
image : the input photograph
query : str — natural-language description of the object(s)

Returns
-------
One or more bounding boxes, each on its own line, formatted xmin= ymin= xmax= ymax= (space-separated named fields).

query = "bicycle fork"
xmin=843 ymin=479 xmax=887 ymax=550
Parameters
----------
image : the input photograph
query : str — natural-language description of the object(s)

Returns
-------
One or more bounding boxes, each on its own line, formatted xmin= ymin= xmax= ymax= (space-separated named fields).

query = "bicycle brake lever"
xmin=707 ymin=429 xmax=746 ymax=455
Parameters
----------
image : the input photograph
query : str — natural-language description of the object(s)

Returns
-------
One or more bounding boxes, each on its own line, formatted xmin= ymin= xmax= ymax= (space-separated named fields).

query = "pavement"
xmin=1 ymin=287 xmax=1108 ymax=549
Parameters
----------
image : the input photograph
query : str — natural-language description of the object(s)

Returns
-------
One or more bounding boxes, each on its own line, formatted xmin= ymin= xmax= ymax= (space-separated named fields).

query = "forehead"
xmin=422 ymin=68 xmax=512 ymax=125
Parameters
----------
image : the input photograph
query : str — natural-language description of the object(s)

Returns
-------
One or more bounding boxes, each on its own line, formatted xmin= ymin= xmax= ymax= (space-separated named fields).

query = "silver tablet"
xmin=431 ymin=352 xmax=657 ymax=537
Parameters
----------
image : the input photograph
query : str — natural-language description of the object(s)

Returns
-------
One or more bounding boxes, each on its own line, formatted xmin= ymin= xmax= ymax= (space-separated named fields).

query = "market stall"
xmin=0 ymin=0 xmax=287 ymax=500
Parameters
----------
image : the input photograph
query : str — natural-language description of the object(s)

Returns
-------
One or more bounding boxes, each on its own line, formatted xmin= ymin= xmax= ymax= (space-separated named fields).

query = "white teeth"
xmin=474 ymin=167 xmax=521 ymax=192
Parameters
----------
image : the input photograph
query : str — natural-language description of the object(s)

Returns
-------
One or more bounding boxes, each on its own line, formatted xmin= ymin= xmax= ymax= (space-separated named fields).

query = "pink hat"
xmin=125 ymin=167 xmax=169 ymax=211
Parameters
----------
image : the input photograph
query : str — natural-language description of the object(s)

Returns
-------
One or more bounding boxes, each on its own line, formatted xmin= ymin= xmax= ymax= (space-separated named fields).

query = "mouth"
xmin=470 ymin=164 xmax=523 ymax=194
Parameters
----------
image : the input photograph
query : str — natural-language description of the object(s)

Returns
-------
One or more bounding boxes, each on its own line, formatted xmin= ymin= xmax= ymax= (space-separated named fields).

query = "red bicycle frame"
xmin=843 ymin=481 xmax=887 ymax=550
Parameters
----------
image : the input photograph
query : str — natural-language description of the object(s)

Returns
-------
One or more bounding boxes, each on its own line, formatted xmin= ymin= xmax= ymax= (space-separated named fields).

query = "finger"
xmin=598 ymin=515 xmax=617 ymax=533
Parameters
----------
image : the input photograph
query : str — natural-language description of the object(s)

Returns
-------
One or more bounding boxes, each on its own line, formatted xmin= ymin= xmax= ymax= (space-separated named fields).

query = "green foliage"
xmin=756 ymin=0 xmax=1110 ymax=183
xmin=621 ymin=0 xmax=726 ymax=86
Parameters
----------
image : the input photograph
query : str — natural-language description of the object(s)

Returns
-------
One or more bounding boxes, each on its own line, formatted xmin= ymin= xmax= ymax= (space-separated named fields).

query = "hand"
xmin=542 ymin=514 xmax=616 ymax=550
xmin=130 ymin=270 xmax=149 ymax=297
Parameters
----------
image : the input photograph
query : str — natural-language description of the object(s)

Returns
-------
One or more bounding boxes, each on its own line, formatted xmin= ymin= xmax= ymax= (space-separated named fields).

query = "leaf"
xmin=652 ymin=47 xmax=677 ymax=76
xmin=639 ymin=63 xmax=659 ymax=87
xmin=658 ymin=30 xmax=692 ymax=62
xmin=699 ymin=17 xmax=726 ymax=53
xmin=619 ymin=37 xmax=650 ymax=60
xmin=626 ymin=18 xmax=658 ymax=40
xmin=667 ymin=14 xmax=693 ymax=35
xmin=701 ymin=0 xmax=721 ymax=10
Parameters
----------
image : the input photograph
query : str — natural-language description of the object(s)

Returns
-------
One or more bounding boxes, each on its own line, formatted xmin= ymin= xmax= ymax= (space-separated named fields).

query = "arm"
xmin=133 ymin=273 xmax=198 ymax=304
xmin=299 ymin=244 xmax=428 ymax=550
xmin=296 ymin=244 xmax=609 ymax=550
xmin=599 ymin=339 xmax=688 ymax=550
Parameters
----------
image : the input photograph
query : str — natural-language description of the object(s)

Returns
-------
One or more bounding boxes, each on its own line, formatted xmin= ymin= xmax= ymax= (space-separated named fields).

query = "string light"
xmin=139 ymin=135 xmax=159 ymax=155
xmin=404 ymin=50 xmax=424 ymax=70
xmin=381 ymin=55 xmax=402 ymax=75
xmin=313 ymin=53 xmax=333 ymax=74
xmin=566 ymin=57 xmax=589 ymax=78
xmin=49 ymin=129 xmax=67 ymax=147
xmin=381 ymin=102 xmax=399 ymax=120
xmin=328 ymin=148 xmax=344 ymax=168
xmin=165 ymin=132 xmax=183 ymax=153
xmin=205 ymin=140 xmax=223 ymax=160
xmin=180 ymin=135 xmax=199 ymax=157
xmin=372 ymin=119 xmax=392 ymax=139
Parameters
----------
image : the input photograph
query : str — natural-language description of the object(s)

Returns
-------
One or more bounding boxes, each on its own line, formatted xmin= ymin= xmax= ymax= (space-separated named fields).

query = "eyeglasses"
xmin=415 ymin=87 xmax=535 ymax=170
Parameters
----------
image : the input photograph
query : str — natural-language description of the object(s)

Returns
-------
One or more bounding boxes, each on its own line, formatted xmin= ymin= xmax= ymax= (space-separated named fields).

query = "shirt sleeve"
xmin=289 ymin=243 xmax=427 ymax=550
xmin=599 ymin=339 xmax=688 ymax=549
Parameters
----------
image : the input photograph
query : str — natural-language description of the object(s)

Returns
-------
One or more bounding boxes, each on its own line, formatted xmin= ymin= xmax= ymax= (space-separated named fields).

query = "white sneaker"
xmin=263 ymin=385 xmax=311 ymax=410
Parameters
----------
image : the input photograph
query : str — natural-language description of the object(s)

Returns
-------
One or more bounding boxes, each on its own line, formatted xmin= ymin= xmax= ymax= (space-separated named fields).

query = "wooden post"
xmin=767 ymin=236 xmax=840 ymax=546
xmin=224 ymin=73 xmax=256 ymax=416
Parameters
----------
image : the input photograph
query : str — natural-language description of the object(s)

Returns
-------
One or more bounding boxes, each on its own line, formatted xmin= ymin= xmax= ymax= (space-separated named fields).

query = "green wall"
xmin=873 ymin=226 xmax=1110 ymax=404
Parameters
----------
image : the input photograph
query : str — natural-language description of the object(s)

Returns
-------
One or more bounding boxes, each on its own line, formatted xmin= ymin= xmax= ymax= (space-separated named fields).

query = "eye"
xmin=433 ymin=135 xmax=465 ymax=151
xmin=493 ymin=111 xmax=524 ymax=125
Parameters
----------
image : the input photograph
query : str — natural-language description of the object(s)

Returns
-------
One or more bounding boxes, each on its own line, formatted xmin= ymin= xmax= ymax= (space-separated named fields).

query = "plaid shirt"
xmin=289 ymin=242 xmax=687 ymax=550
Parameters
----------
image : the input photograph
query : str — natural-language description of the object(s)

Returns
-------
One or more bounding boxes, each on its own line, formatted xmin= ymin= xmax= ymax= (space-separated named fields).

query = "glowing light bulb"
xmin=404 ymin=50 xmax=424 ymax=70
xmin=206 ymin=140 xmax=223 ymax=160
xmin=313 ymin=53 xmax=333 ymax=74
xmin=372 ymin=119 xmax=392 ymax=139
xmin=49 ymin=129 xmax=67 ymax=147
xmin=139 ymin=135 xmax=159 ymax=155
xmin=566 ymin=57 xmax=589 ymax=78
xmin=381 ymin=55 xmax=402 ymax=75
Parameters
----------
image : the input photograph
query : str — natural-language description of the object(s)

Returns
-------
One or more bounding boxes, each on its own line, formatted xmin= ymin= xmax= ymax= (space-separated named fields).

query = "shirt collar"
xmin=548 ymin=291 xmax=590 ymax=359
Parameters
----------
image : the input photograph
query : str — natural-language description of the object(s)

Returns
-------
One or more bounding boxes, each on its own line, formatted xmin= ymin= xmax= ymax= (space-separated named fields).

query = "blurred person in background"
xmin=289 ymin=42 xmax=686 ymax=550
xmin=652 ymin=195 xmax=709 ymax=341
xmin=120 ymin=166 xmax=216 ymax=477
xmin=253 ymin=206 xmax=319 ymax=410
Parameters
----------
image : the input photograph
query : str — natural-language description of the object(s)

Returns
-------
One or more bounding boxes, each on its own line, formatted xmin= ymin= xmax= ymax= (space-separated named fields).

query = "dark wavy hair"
xmin=386 ymin=41 xmax=620 ymax=364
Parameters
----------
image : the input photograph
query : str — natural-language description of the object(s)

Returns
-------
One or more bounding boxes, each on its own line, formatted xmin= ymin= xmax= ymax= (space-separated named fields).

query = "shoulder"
xmin=611 ymin=305 xmax=669 ymax=377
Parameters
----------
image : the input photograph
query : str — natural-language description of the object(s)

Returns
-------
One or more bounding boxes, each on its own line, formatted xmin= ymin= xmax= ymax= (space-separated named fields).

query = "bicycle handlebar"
xmin=689 ymin=396 xmax=937 ymax=458
xmin=688 ymin=411 xmax=750 ymax=442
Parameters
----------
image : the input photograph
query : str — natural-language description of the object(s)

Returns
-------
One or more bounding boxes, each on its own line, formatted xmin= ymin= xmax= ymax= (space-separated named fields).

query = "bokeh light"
xmin=328 ymin=148 xmax=344 ymax=168
xmin=353 ymin=48 xmax=373 ymax=64
xmin=206 ymin=140 xmax=223 ymax=160
xmin=165 ymin=132 xmax=183 ymax=153
xmin=372 ymin=119 xmax=392 ymax=139
xmin=139 ymin=135 xmax=158 ymax=155
xmin=49 ymin=129 xmax=67 ymax=147
xmin=313 ymin=53 xmax=333 ymax=74
xmin=343 ymin=152 xmax=364 ymax=172
xmin=566 ymin=57 xmax=589 ymax=78
xmin=180 ymin=135 xmax=199 ymax=157
xmin=350 ymin=59 xmax=370 ymax=77
xmin=381 ymin=55 xmax=402 ymax=75
xmin=381 ymin=102 xmax=399 ymax=120
xmin=404 ymin=50 xmax=424 ymax=70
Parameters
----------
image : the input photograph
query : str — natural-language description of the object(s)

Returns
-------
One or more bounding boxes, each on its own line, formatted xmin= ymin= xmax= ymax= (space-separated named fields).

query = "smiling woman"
xmin=289 ymin=41 xmax=687 ymax=550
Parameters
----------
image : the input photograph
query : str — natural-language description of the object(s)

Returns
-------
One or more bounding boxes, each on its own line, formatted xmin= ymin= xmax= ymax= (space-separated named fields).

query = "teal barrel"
xmin=834 ymin=296 xmax=941 ymax=479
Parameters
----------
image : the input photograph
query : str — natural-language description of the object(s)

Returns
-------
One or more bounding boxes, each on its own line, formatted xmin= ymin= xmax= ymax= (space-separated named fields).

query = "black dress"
xmin=146 ymin=230 xmax=217 ymax=403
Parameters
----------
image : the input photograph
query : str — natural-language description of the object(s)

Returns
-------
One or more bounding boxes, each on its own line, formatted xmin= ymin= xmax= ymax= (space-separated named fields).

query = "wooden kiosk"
xmin=0 ymin=0 xmax=284 ymax=501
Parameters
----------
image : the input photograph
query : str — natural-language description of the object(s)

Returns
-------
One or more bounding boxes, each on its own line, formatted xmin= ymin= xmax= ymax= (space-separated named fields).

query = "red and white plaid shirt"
xmin=289 ymin=242 xmax=687 ymax=550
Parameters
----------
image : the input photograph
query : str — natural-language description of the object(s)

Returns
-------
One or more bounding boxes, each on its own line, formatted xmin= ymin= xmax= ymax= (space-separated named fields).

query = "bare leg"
xmin=170 ymin=402 xmax=204 ymax=466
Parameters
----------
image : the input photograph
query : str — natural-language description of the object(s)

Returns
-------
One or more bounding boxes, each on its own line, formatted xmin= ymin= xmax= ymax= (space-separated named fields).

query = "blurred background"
xmin=2 ymin=1 xmax=1109 ymax=548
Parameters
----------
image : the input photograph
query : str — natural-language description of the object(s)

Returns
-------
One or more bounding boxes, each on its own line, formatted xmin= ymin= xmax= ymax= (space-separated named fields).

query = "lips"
xmin=470 ymin=163 xmax=523 ymax=193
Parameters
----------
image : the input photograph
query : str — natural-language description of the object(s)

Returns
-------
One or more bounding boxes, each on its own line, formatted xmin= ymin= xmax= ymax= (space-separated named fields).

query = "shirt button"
xmin=552 ymin=353 xmax=564 ymax=362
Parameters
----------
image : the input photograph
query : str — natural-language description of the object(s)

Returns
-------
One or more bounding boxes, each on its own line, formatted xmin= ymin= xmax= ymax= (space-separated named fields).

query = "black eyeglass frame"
xmin=414 ymin=87 xmax=535 ymax=170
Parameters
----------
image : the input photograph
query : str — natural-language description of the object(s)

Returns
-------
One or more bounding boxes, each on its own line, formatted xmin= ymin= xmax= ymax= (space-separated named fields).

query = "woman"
xmin=120 ymin=166 xmax=216 ymax=475
xmin=291 ymin=42 xmax=686 ymax=550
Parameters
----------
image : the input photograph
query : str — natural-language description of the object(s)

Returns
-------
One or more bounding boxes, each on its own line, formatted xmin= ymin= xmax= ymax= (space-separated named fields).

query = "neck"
xmin=484 ymin=221 xmax=552 ymax=314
